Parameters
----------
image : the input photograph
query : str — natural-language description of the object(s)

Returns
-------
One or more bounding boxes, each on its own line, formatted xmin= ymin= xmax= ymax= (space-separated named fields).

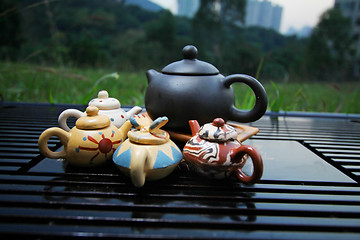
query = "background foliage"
xmin=0 ymin=0 xmax=359 ymax=113
xmin=2 ymin=0 xmax=357 ymax=79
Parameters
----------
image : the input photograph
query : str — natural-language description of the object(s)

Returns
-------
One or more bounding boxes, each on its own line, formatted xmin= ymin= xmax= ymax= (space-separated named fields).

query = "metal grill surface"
xmin=0 ymin=102 xmax=360 ymax=239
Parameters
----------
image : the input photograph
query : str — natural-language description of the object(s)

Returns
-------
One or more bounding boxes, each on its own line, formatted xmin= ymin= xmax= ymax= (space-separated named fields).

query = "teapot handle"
xmin=58 ymin=109 xmax=84 ymax=131
xmin=223 ymin=74 xmax=267 ymax=123
xmin=38 ymin=127 xmax=70 ymax=159
xmin=231 ymin=144 xmax=263 ymax=184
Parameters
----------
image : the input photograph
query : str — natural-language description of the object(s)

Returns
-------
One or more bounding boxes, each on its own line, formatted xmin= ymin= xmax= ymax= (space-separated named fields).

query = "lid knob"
xmin=212 ymin=118 xmax=225 ymax=127
xmin=98 ymin=90 xmax=109 ymax=99
xmin=182 ymin=45 xmax=198 ymax=60
xmin=86 ymin=106 xmax=99 ymax=116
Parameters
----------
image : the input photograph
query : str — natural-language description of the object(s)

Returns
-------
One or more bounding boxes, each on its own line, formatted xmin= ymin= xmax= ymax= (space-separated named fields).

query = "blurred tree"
xmin=1 ymin=0 xmax=309 ymax=82
xmin=243 ymin=26 xmax=286 ymax=52
xmin=0 ymin=0 xmax=23 ymax=60
xmin=305 ymin=8 xmax=355 ymax=81
xmin=193 ymin=0 xmax=246 ymax=28
xmin=69 ymin=34 xmax=106 ymax=66
xmin=221 ymin=38 xmax=262 ymax=75
xmin=261 ymin=36 xmax=307 ymax=80
xmin=192 ymin=0 xmax=246 ymax=60
xmin=145 ymin=10 xmax=176 ymax=63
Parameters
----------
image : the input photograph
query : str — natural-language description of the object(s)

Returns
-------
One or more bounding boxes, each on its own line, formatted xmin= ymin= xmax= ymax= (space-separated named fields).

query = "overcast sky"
xmin=150 ymin=0 xmax=335 ymax=34
xmin=270 ymin=0 xmax=335 ymax=33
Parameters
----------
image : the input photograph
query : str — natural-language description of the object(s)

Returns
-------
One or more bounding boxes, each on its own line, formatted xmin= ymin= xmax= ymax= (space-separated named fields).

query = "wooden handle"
xmin=228 ymin=121 xmax=259 ymax=142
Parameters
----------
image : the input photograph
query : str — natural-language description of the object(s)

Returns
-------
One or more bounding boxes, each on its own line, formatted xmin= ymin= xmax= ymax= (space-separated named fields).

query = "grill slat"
xmin=1 ymin=214 xmax=360 ymax=235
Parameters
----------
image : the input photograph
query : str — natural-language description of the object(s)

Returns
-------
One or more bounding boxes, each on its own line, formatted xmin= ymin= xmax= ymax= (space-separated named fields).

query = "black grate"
xmin=0 ymin=102 xmax=360 ymax=239
xmin=251 ymin=116 xmax=360 ymax=183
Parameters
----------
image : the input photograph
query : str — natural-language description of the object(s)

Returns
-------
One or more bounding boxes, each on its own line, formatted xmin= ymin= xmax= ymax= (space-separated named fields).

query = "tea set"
xmin=38 ymin=45 xmax=267 ymax=187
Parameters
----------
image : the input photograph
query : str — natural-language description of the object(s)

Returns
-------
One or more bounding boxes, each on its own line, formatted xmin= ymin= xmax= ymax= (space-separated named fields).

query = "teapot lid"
xmin=127 ymin=116 xmax=170 ymax=145
xmin=161 ymin=45 xmax=219 ymax=76
xmin=88 ymin=90 xmax=121 ymax=110
xmin=76 ymin=106 xmax=110 ymax=130
xmin=198 ymin=118 xmax=238 ymax=142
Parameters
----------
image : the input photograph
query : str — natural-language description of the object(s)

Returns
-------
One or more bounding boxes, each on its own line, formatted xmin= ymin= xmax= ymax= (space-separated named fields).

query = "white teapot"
xmin=58 ymin=90 xmax=142 ymax=131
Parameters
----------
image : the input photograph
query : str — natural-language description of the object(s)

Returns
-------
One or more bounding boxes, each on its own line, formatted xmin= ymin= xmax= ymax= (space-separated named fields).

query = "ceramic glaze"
xmin=183 ymin=118 xmax=263 ymax=184
xmin=38 ymin=106 xmax=132 ymax=167
xmin=58 ymin=90 xmax=142 ymax=131
xmin=198 ymin=118 xmax=238 ymax=142
xmin=145 ymin=45 xmax=268 ymax=132
xmin=113 ymin=114 xmax=182 ymax=187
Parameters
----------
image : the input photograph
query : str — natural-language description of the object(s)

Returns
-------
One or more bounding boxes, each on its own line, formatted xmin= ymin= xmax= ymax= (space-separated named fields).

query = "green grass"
xmin=0 ymin=62 xmax=147 ymax=106
xmin=1 ymin=61 xmax=360 ymax=114
xmin=233 ymin=80 xmax=360 ymax=114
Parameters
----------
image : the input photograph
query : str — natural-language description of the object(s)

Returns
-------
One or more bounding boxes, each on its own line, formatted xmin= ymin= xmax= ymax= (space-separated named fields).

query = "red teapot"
xmin=183 ymin=118 xmax=263 ymax=184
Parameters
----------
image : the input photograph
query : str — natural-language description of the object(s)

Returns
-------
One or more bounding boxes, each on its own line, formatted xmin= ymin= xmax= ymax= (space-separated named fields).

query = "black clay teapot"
xmin=145 ymin=45 xmax=268 ymax=132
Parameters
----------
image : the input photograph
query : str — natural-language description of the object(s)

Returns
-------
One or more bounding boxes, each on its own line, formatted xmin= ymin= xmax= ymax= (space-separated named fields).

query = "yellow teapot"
xmin=38 ymin=106 xmax=132 ymax=167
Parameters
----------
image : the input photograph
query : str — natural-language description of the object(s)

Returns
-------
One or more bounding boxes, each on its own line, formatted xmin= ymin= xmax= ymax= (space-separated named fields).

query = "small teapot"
xmin=58 ymin=90 xmax=142 ymax=131
xmin=113 ymin=114 xmax=182 ymax=187
xmin=145 ymin=45 xmax=268 ymax=132
xmin=38 ymin=106 xmax=132 ymax=167
xmin=183 ymin=118 xmax=263 ymax=184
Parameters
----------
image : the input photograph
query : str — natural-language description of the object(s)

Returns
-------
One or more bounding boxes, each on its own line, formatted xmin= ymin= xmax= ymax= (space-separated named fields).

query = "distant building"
xmin=245 ymin=0 xmax=283 ymax=32
xmin=177 ymin=0 xmax=200 ymax=18
xmin=334 ymin=0 xmax=360 ymax=77
xmin=272 ymin=4 xmax=282 ymax=32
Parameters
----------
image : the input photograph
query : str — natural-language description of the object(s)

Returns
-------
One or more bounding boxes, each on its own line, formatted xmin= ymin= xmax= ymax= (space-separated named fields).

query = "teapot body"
xmin=183 ymin=134 xmax=246 ymax=179
xmin=38 ymin=124 xmax=126 ymax=167
xmin=112 ymin=115 xmax=183 ymax=187
xmin=145 ymin=45 xmax=268 ymax=133
xmin=113 ymin=138 xmax=182 ymax=187
xmin=145 ymin=73 xmax=234 ymax=132
xmin=39 ymin=106 xmax=133 ymax=167
xmin=98 ymin=108 xmax=129 ymax=128
xmin=64 ymin=125 xmax=125 ymax=167
xmin=182 ymin=118 xmax=263 ymax=184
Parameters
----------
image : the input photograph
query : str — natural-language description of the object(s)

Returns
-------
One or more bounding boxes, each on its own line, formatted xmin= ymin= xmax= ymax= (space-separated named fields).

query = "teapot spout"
xmin=119 ymin=120 xmax=132 ymax=139
xmin=146 ymin=69 xmax=161 ymax=84
xmin=188 ymin=120 xmax=200 ymax=137
xmin=126 ymin=106 xmax=142 ymax=119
